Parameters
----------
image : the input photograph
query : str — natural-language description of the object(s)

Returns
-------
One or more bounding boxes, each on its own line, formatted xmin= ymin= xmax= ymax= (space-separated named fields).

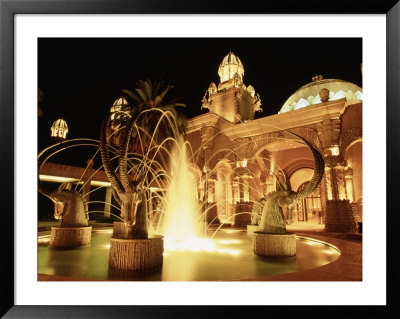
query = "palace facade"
xmin=41 ymin=52 xmax=362 ymax=234
xmin=185 ymin=52 xmax=362 ymax=232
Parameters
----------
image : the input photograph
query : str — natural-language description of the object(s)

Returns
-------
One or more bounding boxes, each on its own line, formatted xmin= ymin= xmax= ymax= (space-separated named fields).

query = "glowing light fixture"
xmin=38 ymin=237 xmax=50 ymax=244
xmin=330 ymin=146 xmax=340 ymax=156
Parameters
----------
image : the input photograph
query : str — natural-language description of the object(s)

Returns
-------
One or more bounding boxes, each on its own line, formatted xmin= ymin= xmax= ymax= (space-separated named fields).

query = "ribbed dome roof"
xmin=218 ymin=52 xmax=245 ymax=83
xmin=50 ymin=118 xmax=68 ymax=139
xmin=51 ymin=118 xmax=68 ymax=130
xmin=279 ymin=77 xmax=362 ymax=114
xmin=110 ymin=97 xmax=129 ymax=113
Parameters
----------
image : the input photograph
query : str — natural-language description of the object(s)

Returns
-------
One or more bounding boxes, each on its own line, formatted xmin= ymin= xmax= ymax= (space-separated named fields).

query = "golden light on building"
xmin=50 ymin=118 xmax=68 ymax=140
xmin=218 ymin=52 xmax=244 ymax=83
xmin=330 ymin=145 xmax=340 ymax=156
xmin=236 ymin=159 xmax=248 ymax=168
xmin=110 ymin=97 xmax=131 ymax=121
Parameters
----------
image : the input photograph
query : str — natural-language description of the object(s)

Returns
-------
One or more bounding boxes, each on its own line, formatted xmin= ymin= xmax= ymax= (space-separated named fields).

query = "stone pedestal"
xmin=253 ymin=232 xmax=296 ymax=257
xmin=109 ymin=236 xmax=164 ymax=270
xmin=325 ymin=200 xmax=356 ymax=233
xmin=49 ymin=226 xmax=92 ymax=248
xmin=246 ymin=225 xmax=260 ymax=238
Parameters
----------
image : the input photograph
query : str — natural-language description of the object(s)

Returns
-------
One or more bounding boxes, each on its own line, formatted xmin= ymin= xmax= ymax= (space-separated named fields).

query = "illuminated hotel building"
xmin=185 ymin=52 xmax=362 ymax=232
xmin=41 ymin=52 xmax=362 ymax=234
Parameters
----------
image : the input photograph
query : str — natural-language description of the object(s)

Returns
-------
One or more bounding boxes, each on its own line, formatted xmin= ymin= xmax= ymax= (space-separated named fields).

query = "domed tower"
xmin=218 ymin=52 xmax=245 ymax=84
xmin=202 ymin=52 xmax=262 ymax=123
xmin=110 ymin=97 xmax=131 ymax=121
xmin=50 ymin=118 xmax=68 ymax=141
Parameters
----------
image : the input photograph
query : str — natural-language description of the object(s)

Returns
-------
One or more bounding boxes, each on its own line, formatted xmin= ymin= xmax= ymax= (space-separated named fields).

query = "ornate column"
xmin=200 ymin=125 xmax=218 ymax=171
xmin=200 ymin=125 xmax=219 ymax=224
xmin=206 ymin=173 xmax=219 ymax=224
xmin=233 ymin=166 xmax=253 ymax=226
xmin=317 ymin=119 xmax=356 ymax=232
xmin=344 ymin=167 xmax=361 ymax=224
xmin=344 ymin=167 xmax=355 ymax=203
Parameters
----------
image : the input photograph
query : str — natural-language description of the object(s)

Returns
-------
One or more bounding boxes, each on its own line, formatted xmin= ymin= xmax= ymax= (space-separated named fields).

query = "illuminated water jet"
xmin=161 ymin=137 xmax=215 ymax=252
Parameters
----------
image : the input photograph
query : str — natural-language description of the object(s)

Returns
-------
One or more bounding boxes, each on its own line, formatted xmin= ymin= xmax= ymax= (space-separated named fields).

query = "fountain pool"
xmin=38 ymin=228 xmax=340 ymax=281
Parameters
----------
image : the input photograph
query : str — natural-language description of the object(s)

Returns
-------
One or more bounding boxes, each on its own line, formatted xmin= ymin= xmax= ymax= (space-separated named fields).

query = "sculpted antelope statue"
xmin=258 ymin=132 xmax=325 ymax=234
xmin=38 ymin=182 xmax=89 ymax=227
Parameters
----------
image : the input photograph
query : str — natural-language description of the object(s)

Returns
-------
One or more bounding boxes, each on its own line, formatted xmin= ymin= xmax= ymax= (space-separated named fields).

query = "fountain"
xmin=160 ymin=137 xmax=211 ymax=250
xmin=98 ymin=79 xmax=190 ymax=271
xmin=37 ymin=79 xmax=338 ymax=281
xmin=38 ymin=140 xmax=103 ymax=248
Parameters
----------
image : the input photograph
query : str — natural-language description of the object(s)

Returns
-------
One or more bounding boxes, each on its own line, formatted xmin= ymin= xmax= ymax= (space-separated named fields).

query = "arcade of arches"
xmin=185 ymin=52 xmax=362 ymax=233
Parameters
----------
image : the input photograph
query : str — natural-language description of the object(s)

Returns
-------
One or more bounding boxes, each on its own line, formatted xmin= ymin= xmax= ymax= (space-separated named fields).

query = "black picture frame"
xmin=1 ymin=0 xmax=398 ymax=317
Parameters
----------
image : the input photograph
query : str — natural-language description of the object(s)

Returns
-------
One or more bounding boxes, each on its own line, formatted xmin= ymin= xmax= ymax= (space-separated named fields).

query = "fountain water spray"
xmin=161 ymin=137 xmax=215 ymax=252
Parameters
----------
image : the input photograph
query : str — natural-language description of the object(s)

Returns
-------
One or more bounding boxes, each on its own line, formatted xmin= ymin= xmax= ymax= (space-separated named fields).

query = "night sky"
xmin=38 ymin=38 xmax=362 ymax=160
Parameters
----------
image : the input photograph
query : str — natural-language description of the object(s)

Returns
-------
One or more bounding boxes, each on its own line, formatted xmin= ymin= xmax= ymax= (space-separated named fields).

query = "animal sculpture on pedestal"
xmin=39 ymin=183 xmax=89 ymax=227
xmin=258 ymin=132 xmax=325 ymax=234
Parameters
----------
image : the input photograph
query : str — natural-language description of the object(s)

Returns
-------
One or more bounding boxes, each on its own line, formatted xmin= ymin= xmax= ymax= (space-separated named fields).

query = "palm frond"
xmin=135 ymin=88 xmax=148 ymax=103
xmin=122 ymin=89 xmax=142 ymax=104
xmin=142 ymin=80 xmax=152 ymax=101
xmin=157 ymin=85 xmax=173 ymax=104
xmin=153 ymin=80 xmax=162 ymax=99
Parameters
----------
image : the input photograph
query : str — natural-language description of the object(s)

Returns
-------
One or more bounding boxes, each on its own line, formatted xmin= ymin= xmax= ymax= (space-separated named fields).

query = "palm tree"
xmin=121 ymin=79 xmax=187 ymax=153
xmin=100 ymin=79 xmax=187 ymax=239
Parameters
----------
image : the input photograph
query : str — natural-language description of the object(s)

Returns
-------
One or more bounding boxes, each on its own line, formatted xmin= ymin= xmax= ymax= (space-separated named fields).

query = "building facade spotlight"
xmin=329 ymin=145 xmax=340 ymax=156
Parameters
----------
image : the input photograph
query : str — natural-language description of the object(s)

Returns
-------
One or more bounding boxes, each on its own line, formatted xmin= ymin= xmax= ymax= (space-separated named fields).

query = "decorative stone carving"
xmin=251 ymin=129 xmax=322 ymax=158
xmin=344 ymin=167 xmax=355 ymax=202
xmin=109 ymin=236 xmax=164 ymax=270
xmin=233 ymin=137 xmax=255 ymax=161
xmin=253 ymin=232 xmax=296 ymax=257
xmin=233 ymin=72 xmax=242 ymax=87
xmin=234 ymin=91 xmax=242 ymax=117
xmin=50 ymin=226 xmax=92 ymax=248
xmin=324 ymin=200 xmax=356 ymax=233
xmin=340 ymin=127 xmax=362 ymax=155
xmin=335 ymin=167 xmax=347 ymax=200
xmin=247 ymin=85 xmax=255 ymax=97
xmin=208 ymin=82 xmax=217 ymax=95
xmin=316 ymin=119 xmax=341 ymax=149
xmin=324 ymin=168 xmax=333 ymax=200
xmin=200 ymin=125 xmax=217 ymax=150
xmin=252 ymin=93 xmax=263 ymax=114
xmin=312 ymin=75 xmax=324 ymax=82
xmin=319 ymin=88 xmax=330 ymax=102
